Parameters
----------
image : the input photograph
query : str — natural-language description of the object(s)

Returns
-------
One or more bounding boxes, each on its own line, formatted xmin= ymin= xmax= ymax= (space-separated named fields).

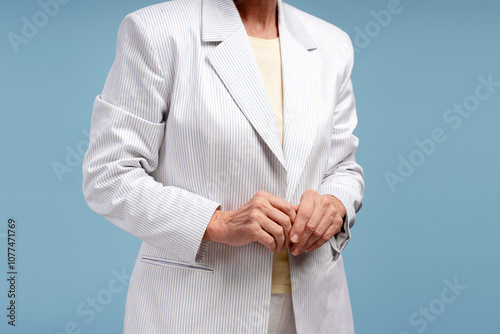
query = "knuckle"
xmin=255 ymin=190 xmax=267 ymax=198
xmin=321 ymin=234 xmax=331 ymax=242
xmin=313 ymin=228 xmax=323 ymax=237
xmin=248 ymin=231 xmax=259 ymax=243
xmin=267 ymin=237 xmax=276 ymax=249
xmin=305 ymin=221 xmax=316 ymax=231
xmin=299 ymin=210 xmax=312 ymax=221
xmin=275 ymin=224 xmax=283 ymax=234
xmin=305 ymin=189 xmax=315 ymax=195
xmin=253 ymin=200 xmax=265 ymax=210
xmin=249 ymin=208 xmax=260 ymax=221
xmin=296 ymin=240 xmax=306 ymax=248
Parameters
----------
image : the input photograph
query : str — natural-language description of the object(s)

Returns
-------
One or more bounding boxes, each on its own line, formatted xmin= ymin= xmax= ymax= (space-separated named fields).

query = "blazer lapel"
xmin=203 ymin=0 xmax=320 ymax=200
xmin=276 ymin=0 xmax=321 ymax=200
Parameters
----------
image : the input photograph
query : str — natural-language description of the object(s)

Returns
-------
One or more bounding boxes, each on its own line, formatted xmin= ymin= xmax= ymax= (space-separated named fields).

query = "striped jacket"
xmin=82 ymin=0 xmax=364 ymax=332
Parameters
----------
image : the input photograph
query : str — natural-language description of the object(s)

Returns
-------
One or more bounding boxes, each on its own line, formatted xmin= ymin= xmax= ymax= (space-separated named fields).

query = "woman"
xmin=82 ymin=0 xmax=364 ymax=333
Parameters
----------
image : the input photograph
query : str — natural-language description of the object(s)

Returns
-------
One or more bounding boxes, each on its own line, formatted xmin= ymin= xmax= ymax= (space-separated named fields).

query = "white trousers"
xmin=267 ymin=293 xmax=297 ymax=334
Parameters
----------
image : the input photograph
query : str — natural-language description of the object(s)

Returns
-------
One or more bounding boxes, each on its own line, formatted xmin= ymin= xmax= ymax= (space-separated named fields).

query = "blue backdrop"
xmin=1 ymin=0 xmax=498 ymax=333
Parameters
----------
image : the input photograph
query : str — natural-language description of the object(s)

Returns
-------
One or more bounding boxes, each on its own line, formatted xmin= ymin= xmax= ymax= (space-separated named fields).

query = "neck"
xmin=234 ymin=0 xmax=279 ymax=39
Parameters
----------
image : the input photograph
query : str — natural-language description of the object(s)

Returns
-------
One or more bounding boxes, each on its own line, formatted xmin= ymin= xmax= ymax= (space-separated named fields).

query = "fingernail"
xmin=291 ymin=234 xmax=299 ymax=243
xmin=291 ymin=248 xmax=300 ymax=255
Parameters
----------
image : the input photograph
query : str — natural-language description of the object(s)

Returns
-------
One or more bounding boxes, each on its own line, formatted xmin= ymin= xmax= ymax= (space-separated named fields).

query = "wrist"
xmin=328 ymin=195 xmax=346 ymax=219
xmin=203 ymin=209 xmax=223 ymax=242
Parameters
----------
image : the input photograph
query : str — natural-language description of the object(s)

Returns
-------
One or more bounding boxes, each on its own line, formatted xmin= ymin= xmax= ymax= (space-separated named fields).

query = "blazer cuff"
xmin=173 ymin=194 xmax=222 ymax=264
xmin=195 ymin=204 xmax=221 ymax=263
xmin=318 ymin=187 xmax=356 ymax=254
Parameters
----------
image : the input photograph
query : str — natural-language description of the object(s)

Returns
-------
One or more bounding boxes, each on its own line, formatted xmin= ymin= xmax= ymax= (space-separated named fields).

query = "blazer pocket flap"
xmin=141 ymin=255 xmax=214 ymax=273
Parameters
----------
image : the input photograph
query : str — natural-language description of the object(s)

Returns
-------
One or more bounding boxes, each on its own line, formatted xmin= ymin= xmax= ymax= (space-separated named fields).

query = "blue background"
xmin=1 ymin=0 xmax=498 ymax=333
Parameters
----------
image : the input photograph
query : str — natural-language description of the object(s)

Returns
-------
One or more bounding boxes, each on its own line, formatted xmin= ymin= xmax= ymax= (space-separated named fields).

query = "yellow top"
xmin=248 ymin=35 xmax=291 ymax=293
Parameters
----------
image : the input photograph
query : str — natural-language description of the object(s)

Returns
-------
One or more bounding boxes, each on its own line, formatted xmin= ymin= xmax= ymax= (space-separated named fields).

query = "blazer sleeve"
xmin=82 ymin=13 xmax=221 ymax=264
xmin=319 ymin=34 xmax=364 ymax=254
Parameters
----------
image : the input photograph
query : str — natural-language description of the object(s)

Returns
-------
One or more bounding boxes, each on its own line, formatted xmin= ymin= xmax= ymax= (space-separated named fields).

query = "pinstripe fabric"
xmin=81 ymin=0 xmax=364 ymax=333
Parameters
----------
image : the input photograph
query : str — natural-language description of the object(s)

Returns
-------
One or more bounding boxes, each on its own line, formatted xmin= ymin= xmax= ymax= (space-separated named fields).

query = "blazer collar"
xmin=202 ymin=0 xmax=317 ymax=51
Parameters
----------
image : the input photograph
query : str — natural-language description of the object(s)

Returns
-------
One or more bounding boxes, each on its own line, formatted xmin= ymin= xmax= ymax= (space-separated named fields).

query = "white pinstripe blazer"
xmin=82 ymin=0 xmax=364 ymax=332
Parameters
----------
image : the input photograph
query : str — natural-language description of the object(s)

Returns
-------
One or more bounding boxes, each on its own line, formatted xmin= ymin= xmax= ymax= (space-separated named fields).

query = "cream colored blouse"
xmin=248 ymin=35 xmax=291 ymax=294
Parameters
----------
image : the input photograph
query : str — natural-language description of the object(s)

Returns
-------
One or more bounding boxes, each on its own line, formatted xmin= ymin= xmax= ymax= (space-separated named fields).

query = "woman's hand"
xmin=288 ymin=189 xmax=346 ymax=255
xmin=203 ymin=191 xmax=296 ymax=252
